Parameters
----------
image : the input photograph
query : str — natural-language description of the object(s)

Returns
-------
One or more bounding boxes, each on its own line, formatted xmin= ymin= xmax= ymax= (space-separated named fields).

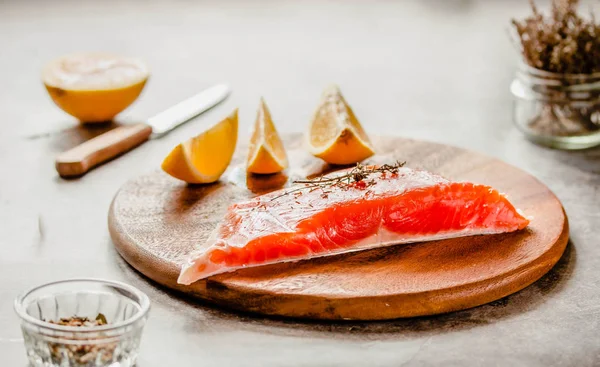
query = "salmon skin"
xmin=178 ymin=167 xmax=529 ymax=284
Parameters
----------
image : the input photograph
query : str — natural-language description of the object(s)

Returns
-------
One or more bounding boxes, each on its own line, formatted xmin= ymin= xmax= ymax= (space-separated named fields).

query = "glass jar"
xmin=510 ymin=63 xmax=600 ymax=150
xmin=14 ymin=278 xmax=150 ymax=367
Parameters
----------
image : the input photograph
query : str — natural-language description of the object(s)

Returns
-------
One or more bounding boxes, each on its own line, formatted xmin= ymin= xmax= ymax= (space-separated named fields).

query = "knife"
xmin=55 ymin=84 xmax=230 ymax=178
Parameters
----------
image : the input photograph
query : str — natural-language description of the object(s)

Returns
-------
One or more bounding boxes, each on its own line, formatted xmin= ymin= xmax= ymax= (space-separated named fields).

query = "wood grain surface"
xmin=55 ymin=122 xmax=152 ymax=177
xmin=109 ymin=134 xmax=568 ymax=320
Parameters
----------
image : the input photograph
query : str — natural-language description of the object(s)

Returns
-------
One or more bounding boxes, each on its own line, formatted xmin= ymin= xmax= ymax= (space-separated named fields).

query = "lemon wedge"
xmin=161 ymin=109 xmax=238 ymax=184
xmin=247 ymin=98 xmax=288 ymax=174
xmin=307 ymin=85 xmax=374 ymax=165
xmin=42 ymin=52 xmax=149 ymax=123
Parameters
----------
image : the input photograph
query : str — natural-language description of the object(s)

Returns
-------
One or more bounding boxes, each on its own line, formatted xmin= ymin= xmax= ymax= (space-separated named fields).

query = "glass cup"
xmin=511 ymin=62 xmax=600 ymax=150
xmin=14 ymin=278 xmax=150 ymax=367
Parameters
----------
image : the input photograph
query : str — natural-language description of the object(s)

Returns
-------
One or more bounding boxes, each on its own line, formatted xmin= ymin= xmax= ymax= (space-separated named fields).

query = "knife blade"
xmin=55 ymin=84 xmax=231 ymax=178
xmin=148 ymin=83 xmax=230 ymax=138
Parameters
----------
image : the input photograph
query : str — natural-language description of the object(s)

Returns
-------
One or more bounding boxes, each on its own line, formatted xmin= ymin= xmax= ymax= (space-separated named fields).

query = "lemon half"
xmin=42 ymin=52 xmax=149 ymax=123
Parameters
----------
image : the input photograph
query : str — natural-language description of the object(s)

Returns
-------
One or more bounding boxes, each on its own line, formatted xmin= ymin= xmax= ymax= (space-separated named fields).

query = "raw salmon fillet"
xmin=178 ymin=167 xmax=529 ymax=284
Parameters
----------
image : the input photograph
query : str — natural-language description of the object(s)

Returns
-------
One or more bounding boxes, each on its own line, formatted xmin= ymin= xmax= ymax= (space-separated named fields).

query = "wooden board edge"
xmin=110 ymin=184 xmax=569 ymax=320
xmin=109 ymin=193 xmax=182 ymax=288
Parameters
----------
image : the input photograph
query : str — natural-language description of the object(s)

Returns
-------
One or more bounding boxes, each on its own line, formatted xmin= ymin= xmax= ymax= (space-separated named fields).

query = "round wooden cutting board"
xmin=109 ymin=134 xmax=568 ymax=320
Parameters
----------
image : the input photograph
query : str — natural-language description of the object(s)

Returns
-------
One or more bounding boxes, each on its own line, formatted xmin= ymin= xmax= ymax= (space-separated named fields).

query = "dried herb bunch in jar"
xmin=512 ymin=0 xmax=600 ymax=74
xmin=510 ymin=0 xmax=600 ymax=148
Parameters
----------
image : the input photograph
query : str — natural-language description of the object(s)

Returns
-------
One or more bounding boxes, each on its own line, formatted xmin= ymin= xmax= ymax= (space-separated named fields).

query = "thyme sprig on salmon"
xmin=268 ymin=161 xmax=406 ymax=203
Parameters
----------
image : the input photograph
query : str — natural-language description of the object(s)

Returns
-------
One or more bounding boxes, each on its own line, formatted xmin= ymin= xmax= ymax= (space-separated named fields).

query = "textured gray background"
xmin=1 ymin=0 xmax=599 ymax=366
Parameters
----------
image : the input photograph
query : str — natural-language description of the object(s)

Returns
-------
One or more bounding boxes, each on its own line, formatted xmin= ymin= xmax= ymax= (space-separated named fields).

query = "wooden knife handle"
xmin=56 ymin=123 xmax=153 ymax=178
